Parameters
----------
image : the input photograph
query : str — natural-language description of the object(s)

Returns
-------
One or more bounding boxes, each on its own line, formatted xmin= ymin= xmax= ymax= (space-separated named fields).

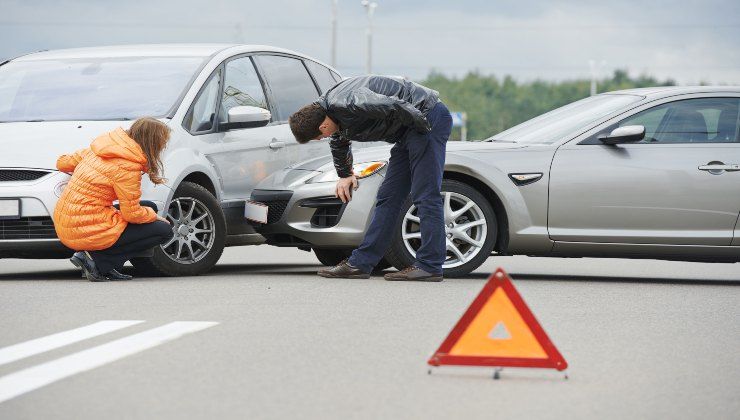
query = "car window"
xmin=304 ymin=60 xmax=338 ymax=94
xmin=0 ymin=57 xmax=205 ymax=122
xmin=330 ymin=70 xmax=341 ymax=82
xmin=488 ymin=94 xmax=643 ymax=144
xmin=219 ymin=57 xmax=268 ymax=125
xmin=254 ymin=55 xmax=320 ymax=122
xmin=585 ymin=97 xmax=740 ymax=144
xmin=183 ymin=69 xmax=221 ymax=133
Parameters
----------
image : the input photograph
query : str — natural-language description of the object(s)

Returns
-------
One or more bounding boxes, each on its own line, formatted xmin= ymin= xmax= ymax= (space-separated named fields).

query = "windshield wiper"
xmin=485 ymin=138 xmax=517 ymax=143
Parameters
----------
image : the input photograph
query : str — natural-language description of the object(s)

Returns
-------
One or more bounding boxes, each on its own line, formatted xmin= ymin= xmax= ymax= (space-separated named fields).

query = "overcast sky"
xmin=2 ymin=0 xmax=739 ymax=84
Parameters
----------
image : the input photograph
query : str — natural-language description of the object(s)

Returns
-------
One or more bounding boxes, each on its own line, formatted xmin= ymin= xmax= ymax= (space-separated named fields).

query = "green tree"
xmin=419 ymin=70 xmax=676 ymax=140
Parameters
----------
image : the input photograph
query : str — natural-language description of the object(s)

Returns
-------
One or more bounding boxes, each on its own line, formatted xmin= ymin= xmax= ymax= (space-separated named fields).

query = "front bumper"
xmin=0 ymin=169 xmax=165 ymax=258
xmin=251 ymin=173 xmax=384 ymax=249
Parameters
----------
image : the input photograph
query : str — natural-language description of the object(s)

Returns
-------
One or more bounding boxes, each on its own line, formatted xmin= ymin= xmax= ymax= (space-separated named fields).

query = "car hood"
xmin=288 ymin=140 xmax=525 ymax=171
xmin=0 ymin=121 xmax=140 ymax=169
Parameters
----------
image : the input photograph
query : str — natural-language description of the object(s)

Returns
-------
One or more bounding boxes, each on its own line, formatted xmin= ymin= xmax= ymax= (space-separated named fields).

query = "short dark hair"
xmin=289 ymin=103 xmax=326 ymax=144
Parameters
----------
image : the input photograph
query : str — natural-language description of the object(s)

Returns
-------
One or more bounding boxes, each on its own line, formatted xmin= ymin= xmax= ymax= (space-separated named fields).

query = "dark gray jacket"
xmin=316 ymin=75 xmax=440 ymax=178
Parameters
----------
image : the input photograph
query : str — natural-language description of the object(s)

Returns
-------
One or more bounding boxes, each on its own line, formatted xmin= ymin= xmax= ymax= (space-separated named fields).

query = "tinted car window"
xmin=254 ymin=55 xmax=320 ymax=121
xmin=184 ymin=69 xmax=221 ymax=133
xmin=219 ymin=57 xmax=268 ymax=124
xmin=585 ymin=97 xmax=740 ymax=144
xmin=304 ymin=60 xmax=338 ymax=94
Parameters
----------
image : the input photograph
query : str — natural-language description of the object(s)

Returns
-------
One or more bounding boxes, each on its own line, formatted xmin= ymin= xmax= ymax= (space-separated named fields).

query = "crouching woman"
xmin=53 ymin=117 xmax=174 ymax=281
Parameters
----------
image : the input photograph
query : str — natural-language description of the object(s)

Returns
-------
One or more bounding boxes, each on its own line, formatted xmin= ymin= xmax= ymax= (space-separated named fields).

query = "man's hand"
xmin=335 ymin=175 xmax=358 ymax=203
xmin=157 ymin=215 xmax=171 ymax=225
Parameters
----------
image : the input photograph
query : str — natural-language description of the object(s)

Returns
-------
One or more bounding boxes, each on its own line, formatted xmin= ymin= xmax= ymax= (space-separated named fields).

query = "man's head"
xmin=289 ymin=103 xmax=339 ymax=144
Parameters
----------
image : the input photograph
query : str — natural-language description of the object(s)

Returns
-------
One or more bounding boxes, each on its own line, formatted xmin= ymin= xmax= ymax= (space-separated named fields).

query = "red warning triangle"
xmin=428 ymin=268 xmax=567 ymax=371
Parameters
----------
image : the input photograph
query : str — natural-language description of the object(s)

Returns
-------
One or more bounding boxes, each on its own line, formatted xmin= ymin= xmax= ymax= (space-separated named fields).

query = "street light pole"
xmin=331 ymin=0 xmax=338 ymax=68
xmin=361 ymin=0 xmax=377 ymax=74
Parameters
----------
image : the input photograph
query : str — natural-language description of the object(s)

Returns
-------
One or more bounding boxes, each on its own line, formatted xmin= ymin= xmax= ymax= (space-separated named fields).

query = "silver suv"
xmin=0 ymin=44 xmax=347 ymax=275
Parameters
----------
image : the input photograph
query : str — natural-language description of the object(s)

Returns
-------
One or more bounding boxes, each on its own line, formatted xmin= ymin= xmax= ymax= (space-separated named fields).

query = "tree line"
xmin=418 ymin=70 xmax=676 ymax=140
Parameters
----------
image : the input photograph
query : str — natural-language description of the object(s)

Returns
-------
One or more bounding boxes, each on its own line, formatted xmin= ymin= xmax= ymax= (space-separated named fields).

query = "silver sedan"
xmin=251 ymin=86 xmax=740 ymax=276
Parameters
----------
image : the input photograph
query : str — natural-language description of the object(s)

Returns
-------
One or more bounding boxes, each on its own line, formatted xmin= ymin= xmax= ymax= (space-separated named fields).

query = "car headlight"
xmin=308 ymin=161 xmax=387 ymax=183
xmin=54 ymin=181 xmax=69 ymax=197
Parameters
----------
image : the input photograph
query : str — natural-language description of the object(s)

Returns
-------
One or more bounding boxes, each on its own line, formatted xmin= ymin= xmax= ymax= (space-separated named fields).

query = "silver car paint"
xmin=256 ymin=87 xmax=740 ymax=263
xmin=0 ymin=44 xmax=340 ymax=253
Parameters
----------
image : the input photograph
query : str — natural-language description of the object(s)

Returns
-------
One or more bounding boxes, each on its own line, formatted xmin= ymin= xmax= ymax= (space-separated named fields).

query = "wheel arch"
xmin=443 ymin=170 xmax=510 ymax=254
xmin=182 ymin=172 xmax=217 ymax=197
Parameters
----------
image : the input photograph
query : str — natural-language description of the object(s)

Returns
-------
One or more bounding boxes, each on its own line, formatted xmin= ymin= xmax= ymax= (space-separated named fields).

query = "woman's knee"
xmin=154 ymin=221 xmax=174 ymax=241
xmin=140 ymin=200 xmax=158 ymax=212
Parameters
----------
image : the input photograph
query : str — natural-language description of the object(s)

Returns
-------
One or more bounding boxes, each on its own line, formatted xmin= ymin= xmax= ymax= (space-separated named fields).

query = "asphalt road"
xmin=0 ymin=246 xmax=738 ymax=420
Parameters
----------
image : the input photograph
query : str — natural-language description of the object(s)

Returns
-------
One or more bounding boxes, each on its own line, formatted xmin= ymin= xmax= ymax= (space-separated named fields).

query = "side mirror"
xmin=224 ymin=106 xmax=271 ymax=130
xmin=598 ymin=125 xmax=645 ymax=145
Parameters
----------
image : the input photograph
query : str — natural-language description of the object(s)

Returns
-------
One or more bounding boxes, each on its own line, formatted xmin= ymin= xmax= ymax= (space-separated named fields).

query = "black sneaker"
xmin=69 ymin=252 xmax=86 ymax=278
xmin=76 ymin=251 xmax=110 ymax=282
xmin=105 ymin=269 xmax=133 ymax=281
xmin=384 ymin=266 xmax=443 ymax=282
xmin=317 ymin=259 xmax=370 ymax=279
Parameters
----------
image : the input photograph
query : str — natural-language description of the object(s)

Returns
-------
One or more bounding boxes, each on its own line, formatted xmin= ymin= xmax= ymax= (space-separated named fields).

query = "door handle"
xmin=268 ymin=141 xmax=286 ymax=150
xmin=698 ymin=162 xmax=740 ymax=173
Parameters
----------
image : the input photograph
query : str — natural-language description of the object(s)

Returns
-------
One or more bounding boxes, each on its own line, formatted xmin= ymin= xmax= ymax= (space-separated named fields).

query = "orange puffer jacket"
xmin=53 ymin=128 xmax=158 ymax=251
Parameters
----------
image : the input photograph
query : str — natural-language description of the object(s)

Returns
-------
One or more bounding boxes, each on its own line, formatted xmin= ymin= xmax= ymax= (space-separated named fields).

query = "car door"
xmin=548 ymin=95 xmax=740 ymax=246
xmin=252 ymin=55 xmax=329 ymax=167
xmin=206 ymin=55 xmax=289 ymax=201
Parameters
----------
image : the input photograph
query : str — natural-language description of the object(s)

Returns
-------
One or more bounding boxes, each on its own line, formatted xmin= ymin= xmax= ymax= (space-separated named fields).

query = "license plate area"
xmin=0 ymin=199 xmax=21 ymax=220
xmin=244 ymin=200 xmax=268 ymax=224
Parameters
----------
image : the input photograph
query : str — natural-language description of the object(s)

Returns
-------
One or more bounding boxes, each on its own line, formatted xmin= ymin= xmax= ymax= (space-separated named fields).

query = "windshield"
xmin=0 ymin=56 xmax=206 ymax=122
xmin=487 ymin=94 xmax=643 ymax=144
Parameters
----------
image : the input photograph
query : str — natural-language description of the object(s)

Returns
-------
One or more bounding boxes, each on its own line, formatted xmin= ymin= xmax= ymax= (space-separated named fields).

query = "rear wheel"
xmin=131 ymin=182 xmax=225 ymax=276
xmin=384 ymin=180 xmax=497 ymax=278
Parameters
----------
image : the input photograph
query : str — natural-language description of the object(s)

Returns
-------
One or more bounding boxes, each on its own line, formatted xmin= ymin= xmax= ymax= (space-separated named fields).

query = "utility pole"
xmin=589 ymin=59 xmax=606 ymax=96
xmin=331 ymin=0 xmax=338 ymax=68
xmin=361 ymin=0 xmax=377 ymax=74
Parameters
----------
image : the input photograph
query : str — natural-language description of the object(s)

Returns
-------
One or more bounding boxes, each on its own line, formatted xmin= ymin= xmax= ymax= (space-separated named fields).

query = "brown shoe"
xmin=318 ymin=259 xmax=370 ymax=279
xmin=384 ymin=266 xmax=443 ymax=282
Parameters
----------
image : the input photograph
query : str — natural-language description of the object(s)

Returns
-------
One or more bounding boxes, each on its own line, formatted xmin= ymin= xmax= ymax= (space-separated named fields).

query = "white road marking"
xmin=0 ymin=320 xmax=144 ymax=367
xmin=0 ymin=321 xmax=218 ymax=404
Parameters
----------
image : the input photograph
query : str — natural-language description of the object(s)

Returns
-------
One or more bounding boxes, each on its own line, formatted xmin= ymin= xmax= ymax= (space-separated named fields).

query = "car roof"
xmin=604 ymin=85 xmax=740 ymax=98
xmin=12 ymin=44 xmax=334 ymax=68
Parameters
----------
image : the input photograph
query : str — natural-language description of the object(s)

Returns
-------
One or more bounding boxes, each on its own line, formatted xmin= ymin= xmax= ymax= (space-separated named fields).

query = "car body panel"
xmin=0 ymin=44 xmax=341 ymax=258
xmin=254 ymin=86 xmax=740 ymax=266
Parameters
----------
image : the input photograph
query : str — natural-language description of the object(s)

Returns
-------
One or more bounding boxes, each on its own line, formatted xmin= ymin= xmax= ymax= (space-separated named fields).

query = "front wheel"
xmin=131 ymin=182 xmax=226 ymax=276
xmin=384 ymin=180 xmax=497 ymax=278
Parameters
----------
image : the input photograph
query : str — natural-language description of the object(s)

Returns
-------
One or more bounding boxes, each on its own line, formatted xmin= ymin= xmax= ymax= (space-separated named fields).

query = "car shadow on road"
xmin=0 ymin=263 xmax=325 ymax=281
xmin=463 ymin=271 xmax=740 ymax=286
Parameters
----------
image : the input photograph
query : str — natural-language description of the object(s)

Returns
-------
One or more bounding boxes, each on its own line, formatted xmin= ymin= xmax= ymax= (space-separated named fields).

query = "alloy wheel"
xmin=401 ymin=191 xmax=487 ymax=269
xmin=162 ymin=197 xmax=215 ymax=264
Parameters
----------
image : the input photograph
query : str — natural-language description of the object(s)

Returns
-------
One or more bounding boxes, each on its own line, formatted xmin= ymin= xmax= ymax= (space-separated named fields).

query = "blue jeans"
xmin=348 ymin=102 xmax=452 ymax=274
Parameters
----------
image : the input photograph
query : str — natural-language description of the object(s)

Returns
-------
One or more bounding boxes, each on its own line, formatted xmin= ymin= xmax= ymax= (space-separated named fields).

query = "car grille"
xmin=0 ymin=217 xmax=58 ymax=240
xmin=0 ymin=170 xmax=51 ymax=182
xmin=265 ymin=201 xmax=289 ymax=224
xmin=300 ymin=197 xmax=346 ymax=228
xmin=250 ymin=190 xmax=294 ymax=225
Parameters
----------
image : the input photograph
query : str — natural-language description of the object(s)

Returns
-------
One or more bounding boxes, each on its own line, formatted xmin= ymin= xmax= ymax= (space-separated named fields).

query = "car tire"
xmin=313 ymin=248 xmax=392 ymax=272
xmin=131 ymin=181 xmax=226 ymax=276
xmin=313 ymin=248 xmax=350 ymax=266
xmin=384 ymin=179 xmax=497 ymax=278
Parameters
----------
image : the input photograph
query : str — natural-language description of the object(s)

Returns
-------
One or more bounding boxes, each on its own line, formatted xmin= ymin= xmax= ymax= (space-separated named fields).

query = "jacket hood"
xmin=90 ymin=127 xmax=147 ymax=169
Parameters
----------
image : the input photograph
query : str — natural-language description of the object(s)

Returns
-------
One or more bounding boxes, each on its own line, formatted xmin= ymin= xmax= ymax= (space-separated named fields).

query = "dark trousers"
xmin=348 ymin=102 xmax=452 ymax=274
xmin=89 ymin=201 xmax=173 ymax=273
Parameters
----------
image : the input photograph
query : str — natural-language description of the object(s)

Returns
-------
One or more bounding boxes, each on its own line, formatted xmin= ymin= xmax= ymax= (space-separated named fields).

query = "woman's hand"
xmin=335 ymin=175 xmax=358 ymax=203
xmin=157 ymin=215 xmax=171 ymax=225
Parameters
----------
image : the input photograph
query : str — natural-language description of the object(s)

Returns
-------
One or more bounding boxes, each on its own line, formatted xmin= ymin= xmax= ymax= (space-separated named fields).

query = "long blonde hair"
xmin=126 ymin=117 xmax=170 ymax=185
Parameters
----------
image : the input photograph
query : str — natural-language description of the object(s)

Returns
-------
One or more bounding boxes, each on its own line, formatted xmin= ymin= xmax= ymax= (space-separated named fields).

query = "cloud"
xmin=0 ymin=0 xmax=738 ymax=84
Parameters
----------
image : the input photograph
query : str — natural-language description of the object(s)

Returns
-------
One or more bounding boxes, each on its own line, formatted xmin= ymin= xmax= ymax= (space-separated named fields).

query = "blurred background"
xmin=2 ymin=0 xmax=739 ymax=139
